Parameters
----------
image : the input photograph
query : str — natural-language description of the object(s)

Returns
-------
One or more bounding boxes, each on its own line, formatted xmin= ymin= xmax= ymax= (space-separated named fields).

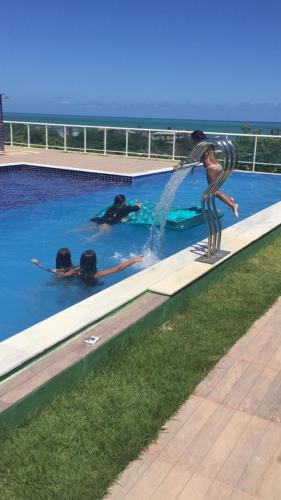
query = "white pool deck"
xmin=0 ymin=146 xmax=176 ymax=176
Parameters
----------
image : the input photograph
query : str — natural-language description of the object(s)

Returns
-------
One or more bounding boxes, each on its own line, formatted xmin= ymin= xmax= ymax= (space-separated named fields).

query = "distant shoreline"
xmin=4 ymin=111 xmax=281 ymax=133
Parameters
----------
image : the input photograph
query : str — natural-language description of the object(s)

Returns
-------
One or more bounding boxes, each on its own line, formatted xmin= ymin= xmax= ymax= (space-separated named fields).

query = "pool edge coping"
xmin=0 ymin=161 xmax=174 ymax=178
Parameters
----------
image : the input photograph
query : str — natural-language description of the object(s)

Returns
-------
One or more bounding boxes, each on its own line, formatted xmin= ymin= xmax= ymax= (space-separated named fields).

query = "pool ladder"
xmin=176 ymin=138 xmax=237 ymax=264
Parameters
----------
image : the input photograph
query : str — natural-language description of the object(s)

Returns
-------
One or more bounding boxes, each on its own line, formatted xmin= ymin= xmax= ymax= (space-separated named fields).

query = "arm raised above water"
xmin=95 ymin=256 xmax=143 ymax=278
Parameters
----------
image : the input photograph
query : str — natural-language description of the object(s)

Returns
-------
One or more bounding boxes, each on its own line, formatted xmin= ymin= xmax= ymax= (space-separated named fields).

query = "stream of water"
xmin=143 ymin=166 xmax=193 ymax=260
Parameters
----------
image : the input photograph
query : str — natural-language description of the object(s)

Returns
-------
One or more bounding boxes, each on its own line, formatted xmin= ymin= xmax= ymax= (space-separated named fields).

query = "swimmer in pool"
xmin=91 ymin=194 xmax=142 ymax=227
xmin=31 ymin=247 xmax=79 ymax=276
xmin=32 ymin=248 xmax=143 ymax=281
xmin=191 ymin=130 xmax=239 ymax=217
xmin=78 ymin=250 xmax=143 ymax=283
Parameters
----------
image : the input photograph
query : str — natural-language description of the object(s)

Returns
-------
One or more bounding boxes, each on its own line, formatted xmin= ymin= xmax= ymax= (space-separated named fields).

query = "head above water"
xmin=56 ymin=248 xmax=72 ymax=270
xmin=114 ymin=194 xmax=126 ymax=206
xmin=80 ymin=249 xmax=97 ymax=281
xmin=191 ymin=130 xmax=208 ymax=144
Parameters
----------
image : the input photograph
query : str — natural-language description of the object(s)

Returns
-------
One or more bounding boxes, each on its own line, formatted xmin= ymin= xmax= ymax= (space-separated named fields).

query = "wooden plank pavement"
xmin=107 ymin=297 xmax=281 ymax=500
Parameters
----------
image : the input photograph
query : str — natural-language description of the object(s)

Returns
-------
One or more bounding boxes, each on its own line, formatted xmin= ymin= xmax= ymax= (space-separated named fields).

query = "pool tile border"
xmin=0 ymin=163 xmax=133 ymax=183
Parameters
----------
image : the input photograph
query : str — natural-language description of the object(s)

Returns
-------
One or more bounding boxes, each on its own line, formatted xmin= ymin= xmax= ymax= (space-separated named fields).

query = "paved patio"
xmin=107 ymin=297 xmax=281 ymax=500
xmin=0 ymin=146 xmax=176 ymax=175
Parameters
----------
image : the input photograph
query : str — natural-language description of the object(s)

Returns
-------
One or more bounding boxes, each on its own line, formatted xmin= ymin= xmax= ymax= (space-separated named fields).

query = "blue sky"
xmin=2 ymin=0 xmax=281 ymax=120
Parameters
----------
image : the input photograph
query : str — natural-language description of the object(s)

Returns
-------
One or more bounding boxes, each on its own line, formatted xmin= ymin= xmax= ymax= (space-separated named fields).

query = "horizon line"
xmin=3 ymin=111 xmax=281 ymax=125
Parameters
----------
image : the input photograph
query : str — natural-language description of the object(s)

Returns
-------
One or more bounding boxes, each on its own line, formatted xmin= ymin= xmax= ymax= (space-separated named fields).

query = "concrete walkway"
xmin=0 ymin=146 xmax=176 ymax=175
xmin=107 ymin=297 xmax=281 ymax=500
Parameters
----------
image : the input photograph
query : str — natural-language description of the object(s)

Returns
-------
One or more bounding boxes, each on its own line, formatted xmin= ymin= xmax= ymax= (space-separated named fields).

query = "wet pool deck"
xmin=107 ymin=297 xmax=281 ymax=500
xmin=0 ymin=146 xmax=177 ymax=176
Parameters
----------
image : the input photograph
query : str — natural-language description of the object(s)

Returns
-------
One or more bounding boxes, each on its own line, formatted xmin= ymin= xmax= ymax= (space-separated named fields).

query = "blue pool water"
xmin=1 ymin=168 xmax=281 ymax=340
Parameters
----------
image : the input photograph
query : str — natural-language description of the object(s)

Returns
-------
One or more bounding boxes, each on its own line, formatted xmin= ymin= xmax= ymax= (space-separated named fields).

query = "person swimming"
xmin=31 ymin=248 xmax=79 ymax=276
xmin=91 ymin=194 xmax=142 ymax=226
xmin=79 ymin=249 xmax=97 ymax=282
xmin=79 ymin=249 xmax=143 ymax=283
xmin=56 ymin=248 xmax=73 ymax=270
xmin=32 ymin=248 xmax=143 ymax=281
xmin=191 ymin=130 xmax=239 ymax=217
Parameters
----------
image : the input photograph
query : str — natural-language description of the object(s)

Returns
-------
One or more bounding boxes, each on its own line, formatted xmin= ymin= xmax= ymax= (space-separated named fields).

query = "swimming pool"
xmin=1 ymin=167 xmax=281 ymax=340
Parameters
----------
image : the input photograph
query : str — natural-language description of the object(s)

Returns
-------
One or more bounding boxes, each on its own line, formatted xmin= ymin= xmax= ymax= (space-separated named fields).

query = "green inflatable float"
xmin=93 ymin=200 xmax=223 ymax=231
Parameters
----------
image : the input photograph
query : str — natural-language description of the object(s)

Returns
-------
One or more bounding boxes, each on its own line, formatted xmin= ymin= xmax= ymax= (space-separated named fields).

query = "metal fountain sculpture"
xmin=177 ymin=137 xmax=237 ymax=264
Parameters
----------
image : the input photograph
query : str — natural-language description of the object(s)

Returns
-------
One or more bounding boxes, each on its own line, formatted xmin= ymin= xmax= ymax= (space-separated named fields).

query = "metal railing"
xmin=3 ymin=120 xmax=281 ymax=173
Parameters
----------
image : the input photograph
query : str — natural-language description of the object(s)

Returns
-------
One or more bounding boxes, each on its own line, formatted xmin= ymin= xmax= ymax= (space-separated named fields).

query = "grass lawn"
xmin=1 ymin=234 xmax=281 ymax=500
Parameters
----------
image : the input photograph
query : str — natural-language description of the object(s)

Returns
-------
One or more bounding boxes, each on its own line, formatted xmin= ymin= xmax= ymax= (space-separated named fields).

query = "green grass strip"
xmin=1 ymin=235 xmax=281 ymax=500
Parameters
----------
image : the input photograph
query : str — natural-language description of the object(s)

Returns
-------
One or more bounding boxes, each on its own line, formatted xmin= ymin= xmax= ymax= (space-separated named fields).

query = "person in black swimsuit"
xmin=91 ymin=194 xmax=141 ymax=226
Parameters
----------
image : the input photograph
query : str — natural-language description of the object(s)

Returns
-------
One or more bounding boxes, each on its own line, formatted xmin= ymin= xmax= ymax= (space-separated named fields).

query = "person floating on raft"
xmin=91 ymin=194 xmax=142 ymax=227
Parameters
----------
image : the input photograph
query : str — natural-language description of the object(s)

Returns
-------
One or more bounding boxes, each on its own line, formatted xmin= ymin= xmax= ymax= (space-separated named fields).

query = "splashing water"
xmin=110 ymin=167 xmax=193 ymax=269
xmin=111 ymin=251 xmax=154 ymax=270
xmin=143 ymin=166 xmax=193 ymax=259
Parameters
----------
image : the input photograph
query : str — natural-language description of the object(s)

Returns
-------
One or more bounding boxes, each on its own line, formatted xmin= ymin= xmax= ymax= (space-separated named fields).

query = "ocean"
xmin=4 ymin=112 xmax=281 ymax=134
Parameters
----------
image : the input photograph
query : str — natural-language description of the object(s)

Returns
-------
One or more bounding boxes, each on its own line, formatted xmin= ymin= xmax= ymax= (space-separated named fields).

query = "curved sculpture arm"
xmin=189 ymin=137 xmax=237 ymax=262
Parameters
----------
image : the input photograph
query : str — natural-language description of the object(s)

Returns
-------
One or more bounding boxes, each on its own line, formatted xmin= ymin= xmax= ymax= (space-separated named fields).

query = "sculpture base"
xmin=195 ymin=250 xmax=231 ymax=265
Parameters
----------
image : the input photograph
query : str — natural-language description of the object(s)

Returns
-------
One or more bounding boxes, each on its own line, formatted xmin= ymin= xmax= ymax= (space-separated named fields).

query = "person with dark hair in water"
xmin=191 ymin=130 xmax=239 ymax=217
xmin=55 ymin=247 xmax=73 ymax=270
xmin=91 ymin=194 xmax=141 ymax=226
xmin=32 ymin=248 xmax=143 ymax=281
xmin=31 ymin=247 xmax=79 ymax=276
xmin=78 ymin=249 xmax=142 ymax=283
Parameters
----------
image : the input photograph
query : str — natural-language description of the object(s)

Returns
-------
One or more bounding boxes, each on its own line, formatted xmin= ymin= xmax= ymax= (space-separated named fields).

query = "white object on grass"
xmin=84 ymin=336 xmax=101 ymax=346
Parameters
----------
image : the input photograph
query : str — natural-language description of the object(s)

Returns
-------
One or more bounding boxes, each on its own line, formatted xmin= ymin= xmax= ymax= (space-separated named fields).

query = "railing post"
xmin=104 ymin=129 xmax=107 ymax=155
xmin=27 ymin=124 xmax=30 ymax=148
xmin=10 ymin=122 xmax=13 ymax=147
xmin=125 ymin=129 xmax=128 ymax=156
xmin=64 ymin=126 xmax=67 ymax=151
xmin=252 ymin=135 xmax=258 ymax=172
xmin=148 ymin=130 xmax=151 ymax=158
xmin=84 ymin=127 xmax=87 ymax=153
xmin=172 ymin=132 xmax=176 ymax=160
xmin=45 ymin=125 xmax=48 ymax=149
